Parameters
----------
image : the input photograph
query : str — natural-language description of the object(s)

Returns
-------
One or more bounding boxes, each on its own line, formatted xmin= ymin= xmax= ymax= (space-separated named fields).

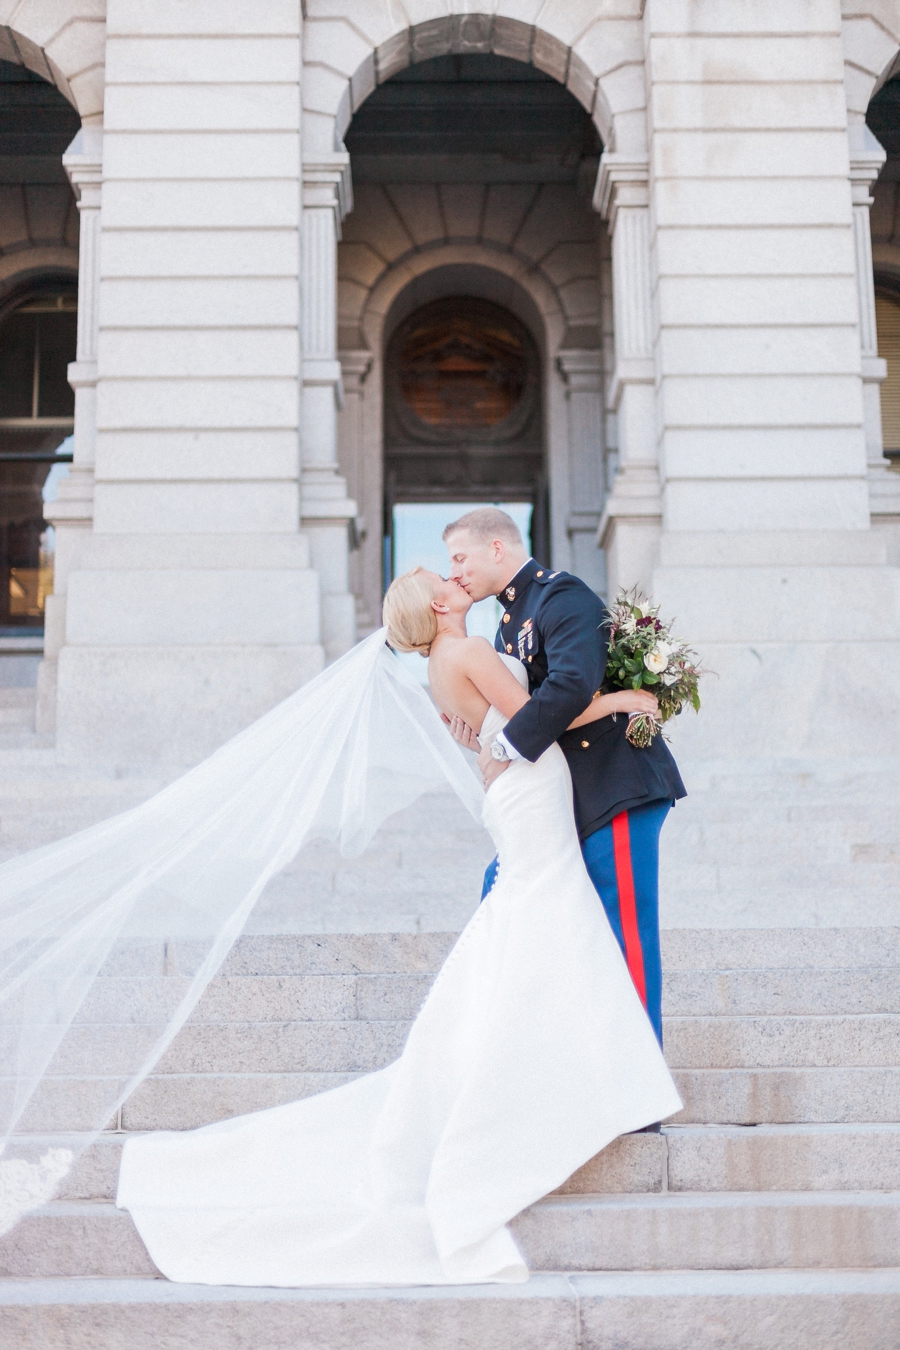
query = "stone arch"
xmin=842 ymin=4 xmax=900 ymax=126
xmin=0 ymin=13 xmax=105 ymax=122
xmin=303 ymin=5 xmax=646 ymax=161
xmin=339 ymin=243 xmax=599 ymax=626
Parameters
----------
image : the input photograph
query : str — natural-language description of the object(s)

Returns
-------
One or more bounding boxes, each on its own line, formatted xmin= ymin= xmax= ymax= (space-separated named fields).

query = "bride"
xmin=113 ymin=566 xmax=681 ymax=1287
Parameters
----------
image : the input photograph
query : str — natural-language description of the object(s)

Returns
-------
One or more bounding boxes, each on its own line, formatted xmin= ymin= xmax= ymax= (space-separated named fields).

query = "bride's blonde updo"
xmin=383 ymin=567 xmax=438 ymax=657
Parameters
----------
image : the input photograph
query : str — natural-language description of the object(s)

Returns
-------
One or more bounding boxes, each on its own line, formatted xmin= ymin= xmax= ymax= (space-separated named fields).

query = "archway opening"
xmin=868 ymin=65 xmax=900 ymax=461
xmin=0 ymin=58 xmax=79 ymax=639
xmin=341 ymin=52 xmax=603 ymax=623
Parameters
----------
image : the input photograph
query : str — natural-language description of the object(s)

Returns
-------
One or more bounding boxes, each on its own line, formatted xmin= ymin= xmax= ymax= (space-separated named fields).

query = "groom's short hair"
xmin=442 ymin=507 xmax=522 ymax=546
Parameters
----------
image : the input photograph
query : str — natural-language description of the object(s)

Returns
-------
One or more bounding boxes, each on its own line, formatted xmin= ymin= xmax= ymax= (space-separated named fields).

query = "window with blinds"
xmin=876 ymin=290 xmax=900 ymax=455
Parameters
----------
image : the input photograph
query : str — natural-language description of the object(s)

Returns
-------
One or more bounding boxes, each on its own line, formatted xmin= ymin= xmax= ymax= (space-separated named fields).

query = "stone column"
xmin=337 ymin=349 xmax=377 ymax=630
xmin=848 ymin=123 xmax=900 ymax=528
xmin=557 ymin=349 xmax=606 ymax=594
xmin=593 ymin=153 xmax=661 ymax=594
xmin=36 ymin=125 xmax=103 ymax=734
xmin=302 ymin=156 xmax=358 ymax=658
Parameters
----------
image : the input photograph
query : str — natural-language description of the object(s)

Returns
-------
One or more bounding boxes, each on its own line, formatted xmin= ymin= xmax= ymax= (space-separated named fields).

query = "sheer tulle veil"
xmin=0 ymin=629 xmax=483 ymax=1235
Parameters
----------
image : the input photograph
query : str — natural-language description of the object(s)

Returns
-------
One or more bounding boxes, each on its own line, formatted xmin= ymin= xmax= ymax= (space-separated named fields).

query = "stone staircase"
xmin=1 ymin=926 xmax=899 ymax=1347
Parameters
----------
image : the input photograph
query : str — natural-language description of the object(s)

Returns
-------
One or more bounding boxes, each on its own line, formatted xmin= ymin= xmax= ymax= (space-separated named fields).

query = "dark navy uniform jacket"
xmin=495 ymin=559 xmax=686 ymax=842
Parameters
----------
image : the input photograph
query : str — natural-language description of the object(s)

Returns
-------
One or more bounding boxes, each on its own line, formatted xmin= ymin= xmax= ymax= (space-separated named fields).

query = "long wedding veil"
xmin=0 ymin=629 xmax=484 ymax=1234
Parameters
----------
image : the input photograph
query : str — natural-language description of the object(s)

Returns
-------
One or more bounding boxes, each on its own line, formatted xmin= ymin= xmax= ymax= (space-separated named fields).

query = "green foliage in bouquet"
xmin=604 ymin=589 xmax=703 ymax=748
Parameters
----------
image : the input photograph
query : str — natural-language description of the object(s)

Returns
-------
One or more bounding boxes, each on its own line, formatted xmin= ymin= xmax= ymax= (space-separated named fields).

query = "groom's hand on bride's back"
xmin=442 ymin=713 xmax=482 ymax=753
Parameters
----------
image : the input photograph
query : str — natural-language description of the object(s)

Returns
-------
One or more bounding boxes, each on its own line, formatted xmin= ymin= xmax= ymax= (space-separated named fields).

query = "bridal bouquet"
xmin=605 ymin=590 xmax=703 ymax=748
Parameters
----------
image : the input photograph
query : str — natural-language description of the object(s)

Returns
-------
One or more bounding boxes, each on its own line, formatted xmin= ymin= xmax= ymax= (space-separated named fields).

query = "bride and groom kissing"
xmin=113 ymin=505 xmax=687 ymax=1288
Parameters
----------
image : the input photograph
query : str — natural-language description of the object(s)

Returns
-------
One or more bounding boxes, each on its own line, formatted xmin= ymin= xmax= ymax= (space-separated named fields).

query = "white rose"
xmin=661 ymin=671 xmax=678 ymax=686
xmin=644 ymin=648 xmax=667 ymax=674
xmin=655 ymin=640 xmax=671 ymax=658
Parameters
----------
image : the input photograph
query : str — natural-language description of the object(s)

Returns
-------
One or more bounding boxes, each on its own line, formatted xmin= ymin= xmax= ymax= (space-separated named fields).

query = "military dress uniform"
xmin=481 ymin=558 xmax=686 ymax=1044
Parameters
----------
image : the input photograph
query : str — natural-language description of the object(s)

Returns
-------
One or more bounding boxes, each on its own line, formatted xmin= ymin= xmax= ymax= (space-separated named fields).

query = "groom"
xmin=444 ymin=507 xmax=685 ymax=1054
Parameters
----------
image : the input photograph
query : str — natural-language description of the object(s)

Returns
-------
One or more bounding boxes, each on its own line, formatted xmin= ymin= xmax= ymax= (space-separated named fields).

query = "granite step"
xmin=39 ymin=1012 xmax=900 ymax=1077
xmin=3 ymin=1271 xmax=900 ymax=1350
xmin=65 ymin=963 xmax=900 ymax=1023
xmin=13 ymin=1124 xmax=900 ymax=1204
xmin=4 ymin=1192 xmax=900 ymax=1279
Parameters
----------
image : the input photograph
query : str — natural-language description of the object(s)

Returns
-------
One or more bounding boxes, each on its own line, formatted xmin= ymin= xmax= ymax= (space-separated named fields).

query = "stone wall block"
xmin=341 ymin=185 xmax=413 ymax=261
xmin=649 ymin=34 xmax=844 ymax=84
xmin=651 ymin=81 xmax=847 ymax=131
xmin=651 ymin=0 xmax=840 ymax=32
xmin=351 ymin=49 xmax=376 ymax=111
xmin=572 ymin=18 xmax=646 ymax=80
xmin=105 ymin=36 xmax=300 ymax=84
xmin=374 ymin=29 xmax=410 ymax=84
xmin=658 ymin=327 xmax=861 ymax=378
xmin=105 ymin=84 xmax=301 ymax=133
xmin=566 ymin=50 xmax=597 ymax=119
xmin=337 ymin=241 xmax=386 ymax=290
xmin=657 ymin=275 xmax=858 ymax=327
xmin=93 ymin=482 xmax=300 ymax=536
xmin=305 ymin=18 xmax=373 ymax=82
xmin=99 ymin=278 xmax=299 ymax=328
xmin=541 ymin=242 xmax=601 ymax=288
xmin=597 ymin=61 xmax=647 ymax=117
xmin=337 ymin=277 xmax=370 ymax=328
xmin=65 ymin=570 xmax=319 ymax=647
xmin=653 ymin=179 xmax=852 ymax=229
xmin=661 ymin=375 xmax=864 ymax=430
xmin=491 ymin=15 xmax=533 ymax=65
xmin=97 ymin=328 xmax=298 ymax=380
xmin=662 ymin=480 xmax=871 ymax=533
xmin=23 ymin=184 xmax=70 ymax=242
xmin=101 ymin=229 xmax=299 ymax=279
xmin=481 ymin=183 xmax=538 ymax=246
xmin=532 ymin=29 xmax=569 ymax=85
xmin=44 ymin=20 xmax=105 ymax=86
xmin=95 ymin=431 xmax=301 ymax=485
xmin=107 ymin=0 xmax=300 ymax=36
xmin=409 ymin=18 xmax=454 ymax=65
xmin=662 ymin=428 xmax=865 ymax=480
xmin=103 ymin=131 xmax=300 ymax=180
xmin=449 ymin=13 xmax=493 ymax=56
xmin=655 ymin=226 xmax=851 ymax=277
xmin=439 ymin=183 xmax=484 ymax=239
xmin=97 ymin=378 xmax=300 ymax=431
xmin=384 ymin=184 xmax=444 ymax=248
xmin=302 ymin=64 xmax=349 ymax=120
xmin=559 ymin=277 xmax=602 ymax=324
xmin=0 ymin=184 xmax=28 ymax=247
xmin=652 ymin=130 xmax=850 ymax=180
xmin=101 ymin=179 xmax=299 ymax=230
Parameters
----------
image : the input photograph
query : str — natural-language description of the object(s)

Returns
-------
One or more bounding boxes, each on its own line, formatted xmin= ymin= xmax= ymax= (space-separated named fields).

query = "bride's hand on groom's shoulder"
xmin=442 ymin=713 xmax=481 ymax=753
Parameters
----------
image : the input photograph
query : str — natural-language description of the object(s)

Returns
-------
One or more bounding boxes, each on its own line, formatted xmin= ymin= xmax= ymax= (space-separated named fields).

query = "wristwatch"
xmin=490 ymin=738 xmax=511 ymax=763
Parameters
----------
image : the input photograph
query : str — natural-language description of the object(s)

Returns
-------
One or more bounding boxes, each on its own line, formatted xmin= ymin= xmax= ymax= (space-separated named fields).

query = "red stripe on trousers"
xmin=611 ymin=810 xmax=647 ymax=1006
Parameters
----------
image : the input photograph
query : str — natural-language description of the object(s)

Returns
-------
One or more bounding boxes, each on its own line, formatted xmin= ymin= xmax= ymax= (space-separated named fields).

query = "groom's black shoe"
xmin=630 ymin=1122 xmax=661 ymax=1134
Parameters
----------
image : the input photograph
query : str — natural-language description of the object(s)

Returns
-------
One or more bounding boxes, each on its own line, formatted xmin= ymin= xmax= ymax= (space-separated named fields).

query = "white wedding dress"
xmin=116 ymin=657 xmax=682 ymax=1286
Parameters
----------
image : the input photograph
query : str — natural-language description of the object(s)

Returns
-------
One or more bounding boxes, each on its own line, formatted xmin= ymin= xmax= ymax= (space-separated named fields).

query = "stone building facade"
xmin=0 ymin=0 xmax=899 ymax=774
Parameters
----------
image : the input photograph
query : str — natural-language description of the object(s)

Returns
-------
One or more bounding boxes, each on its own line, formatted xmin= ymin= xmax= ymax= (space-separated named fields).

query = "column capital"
xmin=593 ymin=152 xmax=649 ymax=228
xmin=62 ymin=125 xmax=103 ymax=204
xmin=557 ymin=348 xmax=603 ymax=391
xmin=847 ymin=124 xmax=886 ymax=206
xmin=339 ymin=349 xmax=373 ymax=390
xmin=303 ymin=152 xmax=353 ymax=233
